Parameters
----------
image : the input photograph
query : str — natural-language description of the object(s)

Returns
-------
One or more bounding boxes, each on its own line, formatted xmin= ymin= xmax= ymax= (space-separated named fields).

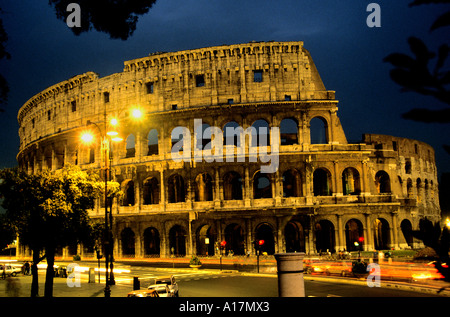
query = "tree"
xmin=384 ymin=0 xmax=450 ymax=153
xmin=0 ymin=165 xmax=119 ymax=297
xmin=410 ymin=218 xmax=450 ymax=284
xmin=48 ymin=0 xmax=157 ymax=40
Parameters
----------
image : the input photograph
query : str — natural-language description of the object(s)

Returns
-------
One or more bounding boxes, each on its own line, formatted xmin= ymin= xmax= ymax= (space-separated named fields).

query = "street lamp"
xmin=80 ymin=120 xmax=121 ymax=297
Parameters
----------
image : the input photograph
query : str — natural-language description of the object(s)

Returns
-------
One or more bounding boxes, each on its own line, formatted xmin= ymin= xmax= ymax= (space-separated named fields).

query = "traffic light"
xmin=358 ymin=237 xmax=364 ymax=243
xmin=258 ymin=240 xmax=265 ymax=246
xmin=220 ymin=240 xmax=227 ymax=249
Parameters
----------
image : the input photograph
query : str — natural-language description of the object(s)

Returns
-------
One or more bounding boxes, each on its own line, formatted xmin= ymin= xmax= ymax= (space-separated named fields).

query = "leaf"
xmin=402 ymin=108 xmax=450 ymax=123
xmin=383 ymin=53 xmax=417 ymax=69
xmin=408 ymin=37 xmax=435 ymax=62
xmin=430 ymin=11 xmax=450 ymax=31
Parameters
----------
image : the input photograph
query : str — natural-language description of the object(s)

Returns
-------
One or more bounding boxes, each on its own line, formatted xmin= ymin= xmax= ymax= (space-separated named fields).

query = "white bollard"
xmin=275 ymin=253 xmax=305 ymax=297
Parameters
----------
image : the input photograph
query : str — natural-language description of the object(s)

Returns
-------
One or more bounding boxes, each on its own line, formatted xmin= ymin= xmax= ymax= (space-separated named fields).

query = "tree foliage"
xmin=0 ymin=165 xmax=119 ymax=296
xmin=384 ymin=0 xmax=450 ymax=153
xmin=48 ymin=0 xmax=157 ymax=40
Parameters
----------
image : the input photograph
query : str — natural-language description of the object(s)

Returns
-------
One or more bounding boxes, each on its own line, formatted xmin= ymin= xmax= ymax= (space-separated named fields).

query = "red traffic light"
xmin=220 ymin=240 xmax=227 ymax=247
xmin=358 ymin=237 xmax=364 ymax=243
xmin=258 ymin=240 xmax=265 ymax=246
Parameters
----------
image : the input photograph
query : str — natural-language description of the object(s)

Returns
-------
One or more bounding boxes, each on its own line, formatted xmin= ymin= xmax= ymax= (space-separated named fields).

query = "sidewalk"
xmin=0 ymin=272 xmax=132 ymax=297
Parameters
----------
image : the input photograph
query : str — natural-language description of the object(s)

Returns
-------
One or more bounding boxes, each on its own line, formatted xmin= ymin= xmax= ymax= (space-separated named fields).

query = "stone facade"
xmin=16 ymin=41 xmax=441 ymax=258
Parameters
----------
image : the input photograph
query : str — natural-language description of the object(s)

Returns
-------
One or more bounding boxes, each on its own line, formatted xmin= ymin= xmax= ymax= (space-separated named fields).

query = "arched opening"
xmin=342 ymin=167 xmax=361 ymax=195
xmin=121 ymin=228 xmax=135 ymax=257
xmin=374 ymin=218 xmax=390 ymax=250
xmin=310 ymin=117 xmax=328 ymax=144
xmin=196 ymin=225 xmax=216 ymax=256
xmin=224 ymin=223 xmax=245 ymax=255
xmin=169 ymin=225 xmax=186 ymax=256
xmin=417 ymin=178 xmax=422 ymax=203
xmin=313 ymin=168 xmax=331 ymax=196
xmin=126 ymin=134 xmax=136 ymax=158
xmin=122 ymin=180 xmax=135 ymax=206
xmin=345 ymin=219 xmax=364 ymax=251
xmin=407 ymin=178 xmax=413 ymax=197
xmin=253 ymin=172 xmax=272 ymax=199
xmin=223 ymin=121 xmax=241 ymax=147
xmin=147 ymin=129 xmax=159 ymax=155
xmin=251 ymin=119 xmax=270 ymax=147
xmin=143 ymin=177 xmax=159 ymax=205
xmin=223 ymin=171 xmax=243 ymax=200
xmin=280 ymin=118 xmax=298 ymax=145
xmin=400 ymin=219 xmax=414 ymax=248
xmin=285 ymin=221 xmax=305 ymax=253
xmin=255 ymin=223 xmax=275 ymax=255
xmin=283 ymin=169 xmax=302 ymax=197
xmin=168 ymin=174 xmax=185 ymax=203
xmin=375 ymin=170 xmax=391 ymax=193
xmin=195 ymin=122 xmax=212 ymax=150
xmin=143 ymin=227 xmax=160 ymax=257
xmin=194 ymin=172 xmax=213 ymax=201
xmin=315 ymin=220 xmax=335 ymax=253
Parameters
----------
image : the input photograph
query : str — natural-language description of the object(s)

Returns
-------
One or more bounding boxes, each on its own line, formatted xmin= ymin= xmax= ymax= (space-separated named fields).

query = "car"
xmin=0 ymin=264 xmax=22 ymax=277
xmin=127 ymin=289 xmax=159 ymax=297
xmin=154 ymin=275 xmax=179 ymax=297
xmin=147 ymin=284 xmax=172 ymax=297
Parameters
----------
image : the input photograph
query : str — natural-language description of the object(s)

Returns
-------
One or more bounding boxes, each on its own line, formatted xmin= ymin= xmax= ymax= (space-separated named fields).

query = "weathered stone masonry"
xmin=16 ymin=41 xmax=441 ymax=258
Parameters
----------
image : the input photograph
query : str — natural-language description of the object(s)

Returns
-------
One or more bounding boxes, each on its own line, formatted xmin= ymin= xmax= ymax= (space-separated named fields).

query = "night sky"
xmin=1 ymin=0 xmax=449 ymax=178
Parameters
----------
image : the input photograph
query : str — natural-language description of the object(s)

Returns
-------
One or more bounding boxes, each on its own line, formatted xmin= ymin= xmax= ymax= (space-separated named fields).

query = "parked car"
xmin=0 ymin=264 xmax=22 ymax=277
xmin=127 ymin=289 xmax=159 ymax=297
xmin=147 ymin=284 xmax=172 ymax=297
xmin=154 ymin=275 xmax=179 ymax=297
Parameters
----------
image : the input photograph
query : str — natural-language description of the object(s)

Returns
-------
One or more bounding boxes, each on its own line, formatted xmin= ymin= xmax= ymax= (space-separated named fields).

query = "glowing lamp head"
xmin=131 ymin=108 xmax=143 ymax=119
xmin=81 ymin=132 xmax=94 ymax=144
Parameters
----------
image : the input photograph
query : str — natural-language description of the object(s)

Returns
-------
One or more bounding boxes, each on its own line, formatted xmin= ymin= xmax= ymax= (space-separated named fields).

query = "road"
xmin=117 ymin=265 xmax=443 ymax=297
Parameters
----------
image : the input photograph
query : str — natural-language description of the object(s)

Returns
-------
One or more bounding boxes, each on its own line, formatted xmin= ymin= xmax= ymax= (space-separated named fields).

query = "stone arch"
xmin=345 ymin=219 xmax=364 ymax=251
xmin=315 ymin=220 xmax=335 ymax=253
xmin=168 ymin=174 xmax=185 ymax=203
xmin=147 ymin=128 xmax=159 ymax=155
xmin=224 ymin=223 xmax=245 ymax=255
xmin=143 ymin=227 xmax=160 ymax=257
xmin=285 ymin=221 xmax=305 ymax=253
xmin=313 ymin=168 xmax=332 ymax=196
xmin=169 ymin=225 xmax=186 ymax=256
xmin=143 ymin=177 xmax=159 ymax=205
xmin=253 ymin=171 xmax=272 ymax=199
xmin=194 ymin=172 xmax=213 ymax=201
xmin=122 ymin=180 xmax=135 ymax=206
xmin=282 ymin=168 xmax=302 ymax=197
xmin=223 ymin=121 xmax=241 ymax=146
xmin=255 ymin=223 xmax=275 ymax=255
xmin=121 ymin=227 xmax=135 ymax=257
xmin=375 ymin=170 xmax=391 ymax=193
xmin=342 ymin=167 xmax=361 ymax=195
xmin=126 ymin=134 xmax=136 ymax=158
xmin=251 ymin=119 xmax=270 ymax=147
xmin=310 ymin=116 xmax=328 ymax=144
xmin=196 ymin=224 xmax=216 ymax=256
xmin=280 ymin=117 xmax=298 ymax=145
xmin=400 ymin=219 xmax=414 ymax=248
xmin=223 ymin=171 xmax=243 ymax=200
xmin=373 ymin=218 xmax=390 ymax=250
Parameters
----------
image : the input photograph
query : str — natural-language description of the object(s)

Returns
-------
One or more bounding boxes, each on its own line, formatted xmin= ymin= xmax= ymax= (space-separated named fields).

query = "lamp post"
xmin=81 ymin=120 xmax=121 ymax=297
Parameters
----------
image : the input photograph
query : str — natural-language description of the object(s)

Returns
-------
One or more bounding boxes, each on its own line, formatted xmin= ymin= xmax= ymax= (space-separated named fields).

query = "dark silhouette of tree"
xmin=49 ymin=0 xmax=157 ymax=40
xmin=384 ymin=0 xmax=450 ymax=153
xmin=409 ymin=218 xmax=450 ymax=284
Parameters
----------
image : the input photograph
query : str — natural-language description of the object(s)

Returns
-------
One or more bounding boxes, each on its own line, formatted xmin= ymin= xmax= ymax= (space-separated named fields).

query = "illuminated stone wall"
xmin=16 ymin=42 xmax=440 ymax=258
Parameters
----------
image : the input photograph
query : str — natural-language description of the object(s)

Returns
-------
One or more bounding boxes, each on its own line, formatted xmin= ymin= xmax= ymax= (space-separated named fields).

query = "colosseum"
xmin=16 ymin=41 xmax=441 ymax=259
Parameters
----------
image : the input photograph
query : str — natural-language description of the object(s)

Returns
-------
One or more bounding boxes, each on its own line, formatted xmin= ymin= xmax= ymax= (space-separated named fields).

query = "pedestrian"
xmin=1 ymin=265 xmax=5 ymax=280
xmin=24 ymin=261 xmax=30 ymax=275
